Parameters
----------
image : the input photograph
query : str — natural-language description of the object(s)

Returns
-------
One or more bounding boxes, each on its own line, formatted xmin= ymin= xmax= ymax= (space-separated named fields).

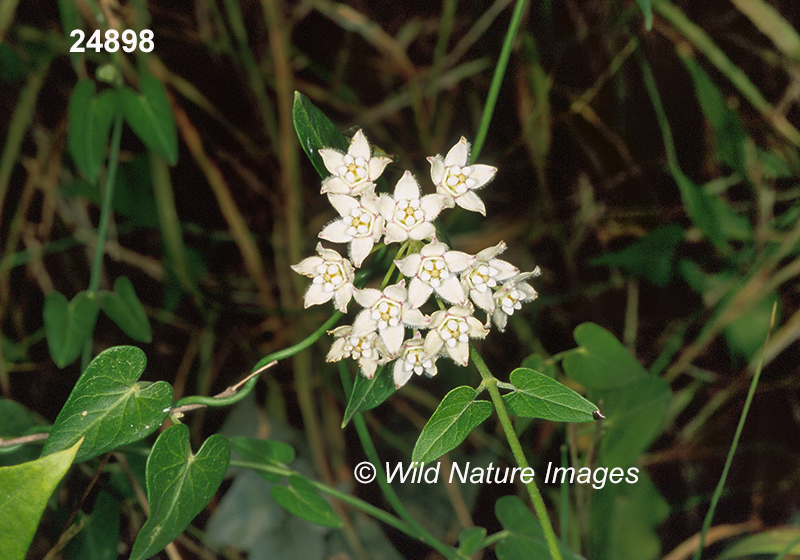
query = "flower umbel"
xmin=319 ymin=130 xmax=391 ymax=196
xmin=291 ymin=243 xmax=355 ymax=312
xmin=492 ymin=270 xmax=540 ymax=331
xmin=428 ymin=137 xmax=497 ymax=215
xmin=461 ymin=241 xmax=519 ymax=313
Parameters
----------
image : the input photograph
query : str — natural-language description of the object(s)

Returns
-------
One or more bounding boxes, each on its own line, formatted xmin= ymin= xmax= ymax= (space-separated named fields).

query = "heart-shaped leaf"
xmin=0 ymin=438 xmax=82 ymax=560
xmin=43 ymin=290 xmax=99 ymax=368
xmin=67 ymin=80 xmax=118 ymax=182
xmin=502 ymin=368 xmax=598 ymax=423
xmin=596 ymin=376 xmax=671 ymax=469
xmin=412 ymin=386 xmax=493 ymax=463
xmin=270 ymin=474 xmax=342 ymax=528
xmin=562 ymin=323 xmax=647 ymax=390
xmin=341 ymin=365 xmax=395 ymax=427
xmin=229 ymin=437 xmax=295 ymax=482
xmin=130 ymin=424 xmax=230 ymax=560
xmin=99 ymin=276 xmax=152 ymax=343
xmin=293 ymin=91 xmax=349 ymax=178
xmin=42 ymin=346 xmax=172 ymax=462
xmin=119 ymin=75 xmax=178 ymax=164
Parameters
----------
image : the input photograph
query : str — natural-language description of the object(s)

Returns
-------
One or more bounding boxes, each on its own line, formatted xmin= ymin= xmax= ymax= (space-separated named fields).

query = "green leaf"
xmin=562 ymin=323 xmax=648 ymax=389
xmin=411 ymin=386 xmax=493 ymax=463
xmin=64 ymin=490 xmax=120 ymax=560
xmin=724 ymin=292 xmax=779 ymax=359
xmin=457 ymin=526 xmax=486 ymax=555
xmin=495 ymin=495 xmax=586 ymax=560
xmin=595 ymin=376 xmax=671 ymax=469
xmin=680 ymin=54 xmax=747 ymax=172
xmin=43 ymin=290 xmax=99 ymax=368
xmin=520 ymin=353 xmax=556 ymax=378
xmin=229 ymin=437 xmax=295 ymax=482
xmin=0 ymin=399 xmax=45 ymax=465
xmin=672 ymin=167 xmax=730 ymax=253
xmin=67 ymin=81 xmax=118 ymax=182
xmin=119 ymin=75 xmax=178 ymax=164
xmin=719 ymin=528 xmax=800 ymax=559
xmin=589 ymin=471 xmax=669 ymax=560
xmin=42 ymin=346 xmax=173 ymax=462
xmin=130 ymin=424 xmax=230 ymax=560
xmin=292 ymin=91 xmax=349 ymax=178
xmin=98 ymin=276 xmax=152 ymax=343
xmin=341 ymin=365 xmax=395 ymax=427
xmin=590 ymin=224 xmax=684 ymax=287
xmin=502 ymin=368 xmax=598 ymax=423
xmin=635 ymin=0 xmax=653 ymax=30
xmin=0 ymin=438 xmax=82 ymax=560
xmin=270 ymin=474 xmax=342 ymax=528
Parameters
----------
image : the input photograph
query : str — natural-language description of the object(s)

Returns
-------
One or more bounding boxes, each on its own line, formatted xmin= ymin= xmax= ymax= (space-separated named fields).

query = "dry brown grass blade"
xmin=173 ymin=104 xmax=276 ymax=310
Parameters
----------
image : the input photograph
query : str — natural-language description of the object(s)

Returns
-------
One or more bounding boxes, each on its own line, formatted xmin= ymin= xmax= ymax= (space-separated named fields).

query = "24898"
xmin=70 ymin=29 xmax=154 ymax=53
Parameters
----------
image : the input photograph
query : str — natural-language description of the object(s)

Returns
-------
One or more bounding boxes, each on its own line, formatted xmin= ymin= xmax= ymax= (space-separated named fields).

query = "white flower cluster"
xmin=292 ymin=130 xmax=539 ymax=388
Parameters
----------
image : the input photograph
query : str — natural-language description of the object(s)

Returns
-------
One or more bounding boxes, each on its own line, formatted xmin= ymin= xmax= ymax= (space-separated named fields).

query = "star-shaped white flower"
xmin=395 ymin=241 xmax=473 ymax=308
xmin=327 ymin=325 xmax=388 ymax=379
xmin=290 ymin=243 xmax=355 ymax=312
xmin=351 ymin=281 xmax=428 ymax=355
xmin=392 ymin=331 xmax=439 ymax=388
xmin=424 ymin=305 xmax=488 ymax=366
xmin=319 ymin=130 xmax=391 ymax=196
xmin=318 ymin=188 xmax=385 ymax=267
xmin=461 ymin=241 xmax=519 ymax=313
xmin=428 ymin=137 xmax=497 ymax=215
xmin=379 ymin=171 xmax=445 ymax=244
xmin=491 ymin=271 xmax=539 ymax=332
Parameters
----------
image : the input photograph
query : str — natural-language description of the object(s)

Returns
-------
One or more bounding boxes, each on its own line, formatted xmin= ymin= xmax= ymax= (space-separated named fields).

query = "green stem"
xmin=692 ymin=304 xmax=776 ymax=560
xmin=380 ymin=241 xmax=409 ymax=289
xmin=250 ymin=311 xmax=342 ymax=371
xmin=471 ymin=346 xmax=563 ymax=560
xmin=339 ymin=364 xmax=459 ymax=559
xmin=470 ymin=0 xmax=529 ymax=163
xmin=80 ymin=111 xmax=124 ymax=371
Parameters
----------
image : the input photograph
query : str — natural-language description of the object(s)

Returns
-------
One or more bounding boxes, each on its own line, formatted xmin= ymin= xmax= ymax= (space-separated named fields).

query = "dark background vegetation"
xmin=2 ymin=0 xmax=800 ymax=558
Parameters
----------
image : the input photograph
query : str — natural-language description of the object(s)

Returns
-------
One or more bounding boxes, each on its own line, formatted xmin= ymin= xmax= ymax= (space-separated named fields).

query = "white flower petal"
xmin=469 ymin=287 xmax=495 ymax=312
xmin=395 ymin=253 xmax=422 ymax=277
xmin=393 ymin=359 xmax=414 ymax=388
xmin=395 ymin=171 xmax=421 ymax=200
xmin=368 ymin=157 xmax=391 ymax=180
xmin=319 ymin=219 xmax=352 ymax=243
xmin=381 ymin=325 xmax=405 ymax=355
xmin=436 ymin=276 xmax=466 ymax=305
xmin=360 ymin=357 xmax=378 ymax=379
xmin=409 ymin=222 xmax=435 ymax=241
xmin=333 ymin=284 xmax=353 ymax=312
xmin=424 ymin=330 xmax=444 ymax=357
xmin=467 ymin=164 xmax=497 ymax=188
xmin=477 ymin=241 xmax=506 ymax=261
xmin=402 ymin=307 xmax=428 ymax=328
xmin=446 ymin=340 xmax=470 ymax=366
xmin=456 ymin=190 xmax=486 ymax=215
xmin=350 ymin=130 xmax=371 ymax=160
xmin=408 ymin=277 xmax=433 ymax=308
xmin=352 ymin=310 xmax=378 ymax=336
xmin=328 ymin=194 xmax=360 ymax=217
xmin=384 ymin=222 xmax=409 ymax=244
xmin=383 ymin=281 xmax=407 ymax=303
xmin=445 ymin=137 xmax=470 ymax=167
xmin=290 ymin=255 xmax=324 ymax=276
xmin=304 ymin=283 xmax=334 ymax=308
xmin=354 ymin=288 xmax=382 ymax=308
xmin=428 ymin=155 xmax=445 ymax=186
xmin=319 ymin=148 xmax=346 ymax=176
xmin=350 ymin=237 xmax=374 ymax=267
xmin=419 ymin=194 xmax=445 ymax=217
xmin=443 ymin=251 xmax=473 ymax=272
xmin=490 ymin=259 xmax=519 ymax=281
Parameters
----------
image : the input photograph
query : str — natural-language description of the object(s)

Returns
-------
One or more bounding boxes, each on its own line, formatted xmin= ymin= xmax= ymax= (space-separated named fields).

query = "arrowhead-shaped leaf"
xmin=119 ymin=75 xmax=178 ymax=164
xmin=67 ymin=80 xmax=118 ymax=182
xmin=42 ymin=346 xmax=172 ymax=462
xmin=412 ymin=386 xmax=493 ymax=463
xmin=99 ymin=276 xmax=152 ymax=343
xmin=0 ymin=439 xmax=82 ymax=560
xmin=130 ymin=424 xmax=230 ymax=560
xmin=293 ymin=91 xmax=349 ymax=178
xmin=341 ymin=365 xmax=395 ymax=427
xmin=562 ymin=323 xmax=647 ymax=390
xmin=43 ymin=290 xmax=99 ymax=368
xmin=502 ymin=368 xmax=598 ymax=423
xmin=270 ymin=474 xmax=342 ymax=528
